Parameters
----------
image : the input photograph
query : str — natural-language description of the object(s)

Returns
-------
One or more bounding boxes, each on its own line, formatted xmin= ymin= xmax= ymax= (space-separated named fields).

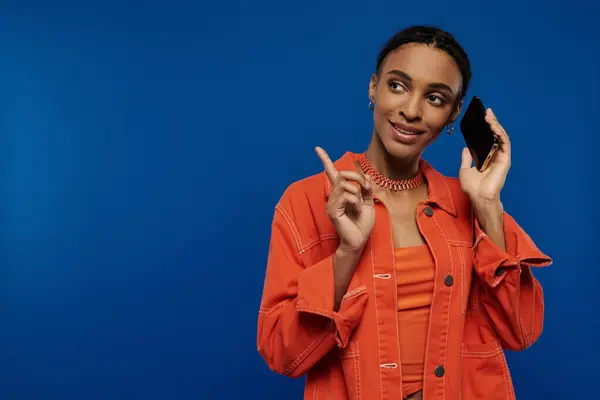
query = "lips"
xmin=388 ymin=121 xmax=425 ymax=145
xmin=389 ymin=121 xmax=424 ymax=136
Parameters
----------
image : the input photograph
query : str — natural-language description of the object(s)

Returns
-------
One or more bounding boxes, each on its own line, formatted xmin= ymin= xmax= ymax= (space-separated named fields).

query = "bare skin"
xmin=316 ymin=43 xmax=513 ymax=400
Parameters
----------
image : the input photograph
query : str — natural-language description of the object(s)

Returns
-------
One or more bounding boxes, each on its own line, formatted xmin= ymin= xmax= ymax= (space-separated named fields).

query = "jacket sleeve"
xmin=256 ymin=201 xmax=368 ymax=378
xmin=472 ymin=211 xmax=552 ymax=351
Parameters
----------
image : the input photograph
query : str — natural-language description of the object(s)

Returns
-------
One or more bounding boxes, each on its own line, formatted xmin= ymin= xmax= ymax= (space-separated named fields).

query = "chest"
xmin=375 ymin=187 xmax=428 ymax=248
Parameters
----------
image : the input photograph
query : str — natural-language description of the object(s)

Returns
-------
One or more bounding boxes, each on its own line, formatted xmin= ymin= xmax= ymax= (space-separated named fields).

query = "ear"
xmin=368 ymin=73 xmax=378 ymax=102
xmin=449 ymin=99 xmax=463 ymax=124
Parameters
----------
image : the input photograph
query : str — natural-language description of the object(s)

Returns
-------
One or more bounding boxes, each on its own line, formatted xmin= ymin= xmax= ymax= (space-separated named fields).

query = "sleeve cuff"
xmin=474 ymin=212 xmax=552 ymax=287
xmin=295 ymin=254 xmax=368 ymax=349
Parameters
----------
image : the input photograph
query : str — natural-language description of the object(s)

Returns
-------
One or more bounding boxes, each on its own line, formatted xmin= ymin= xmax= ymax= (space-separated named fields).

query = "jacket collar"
xmin=323 ymin=151 xmax=457 ymax=217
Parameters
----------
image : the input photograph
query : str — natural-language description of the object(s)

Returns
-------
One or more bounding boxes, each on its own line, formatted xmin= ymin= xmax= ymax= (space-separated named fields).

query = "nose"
xmin=400 ymin=93 xmax=422 ymax=122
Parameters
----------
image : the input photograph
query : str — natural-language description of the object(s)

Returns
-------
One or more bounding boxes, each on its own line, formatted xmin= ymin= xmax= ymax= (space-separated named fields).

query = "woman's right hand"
xmin=315 ymin=147 xmax=376 ymax=254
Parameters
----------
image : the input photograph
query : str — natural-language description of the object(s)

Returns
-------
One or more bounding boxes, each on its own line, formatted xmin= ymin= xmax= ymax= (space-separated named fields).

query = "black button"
xmin=444 ymin=275 xmax=454 ymax=286
xmin=434 ymin=365 xmax=445 ymax=377
xmin=424 ymin=206 xmax=433 ymax=216
xmin=495 ymin=267 xmax=505 ymax=277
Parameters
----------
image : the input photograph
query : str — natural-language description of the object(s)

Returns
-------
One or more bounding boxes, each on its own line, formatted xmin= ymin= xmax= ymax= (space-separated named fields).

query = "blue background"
xmin=1 ymin=1 xmax=598 ymax=398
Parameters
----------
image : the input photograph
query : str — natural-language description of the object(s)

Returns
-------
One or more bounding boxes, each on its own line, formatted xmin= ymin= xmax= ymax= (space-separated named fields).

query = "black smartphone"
xmin=459 ymin=96 xmax=500 ymax=171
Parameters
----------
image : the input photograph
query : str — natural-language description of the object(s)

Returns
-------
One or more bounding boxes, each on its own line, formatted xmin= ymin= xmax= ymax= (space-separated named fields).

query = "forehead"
xmin=380 ymin=44 xmax=462 ymax=91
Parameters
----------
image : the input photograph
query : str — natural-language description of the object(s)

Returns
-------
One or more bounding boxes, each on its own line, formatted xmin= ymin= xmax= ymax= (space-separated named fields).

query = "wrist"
xmin=473 ymin=198 xmax=503 ymax=222
xmin=473 ymin=199 xmax=507 ymax=251
xmin=335 ymin=245 xmax=364 ymax=264
xmin=472 ymin=195 xmax=503 ymax=211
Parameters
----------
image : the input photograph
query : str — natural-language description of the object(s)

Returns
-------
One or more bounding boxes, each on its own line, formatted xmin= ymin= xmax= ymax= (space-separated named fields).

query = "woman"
xmin=257 ymin=25 xmax=551 ymax=400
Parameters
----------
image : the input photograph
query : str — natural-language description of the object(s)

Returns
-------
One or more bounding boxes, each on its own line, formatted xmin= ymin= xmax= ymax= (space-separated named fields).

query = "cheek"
xmin=424 ymin=108 xmax=453 ymax=130
xmin=426 ymin=128 xmax=443 ymax=143
xmin=374 ymin=95 xmax=404 ymax=123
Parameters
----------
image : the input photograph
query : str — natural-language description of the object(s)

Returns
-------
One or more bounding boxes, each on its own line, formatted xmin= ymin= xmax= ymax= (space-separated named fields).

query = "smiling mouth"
xmin=389 ymin=121 xmax=424 ymax=136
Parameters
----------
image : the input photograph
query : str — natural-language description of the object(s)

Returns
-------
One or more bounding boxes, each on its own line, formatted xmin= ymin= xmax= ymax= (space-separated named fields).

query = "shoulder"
xmin=443 ymin=176 xmax=470 ymax=205
xmin=276 ymin=151 xmax=358 ymax=215
xmin=277 ymin=171 xmax=327 ymax=215
xmin=420 ymin=159 xmax=472 ymax=211
xmin=270 ymin=170 xmax=334 ymax=252
xmin=420 ymin=163 xmax=476 ymax=243
xmin=273 ymin=151 xmax=360 ymax=241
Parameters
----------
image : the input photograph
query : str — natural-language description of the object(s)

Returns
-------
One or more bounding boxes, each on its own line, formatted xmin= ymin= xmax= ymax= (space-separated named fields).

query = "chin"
xmin=379 ymin=135 xmax=427 ymax=161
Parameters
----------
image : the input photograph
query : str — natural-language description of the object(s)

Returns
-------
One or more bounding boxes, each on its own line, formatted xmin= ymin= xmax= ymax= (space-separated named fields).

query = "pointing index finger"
xmin=315 ymin=146 xmax=339 ymax=183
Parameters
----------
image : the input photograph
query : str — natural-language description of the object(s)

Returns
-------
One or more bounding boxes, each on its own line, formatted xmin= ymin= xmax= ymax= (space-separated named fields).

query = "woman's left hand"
xmin=458 ymin=108 xmax=511 ymax=205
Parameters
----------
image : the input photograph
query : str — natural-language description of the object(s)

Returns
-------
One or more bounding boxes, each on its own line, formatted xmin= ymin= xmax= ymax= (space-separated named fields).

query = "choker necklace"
xmin=358 ymin=153 xmax=424 ymax=191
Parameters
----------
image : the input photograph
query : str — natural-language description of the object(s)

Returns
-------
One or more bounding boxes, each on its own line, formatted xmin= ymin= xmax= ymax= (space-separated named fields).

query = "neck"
xmin=364 ymin=136 xmax=421 ymax=181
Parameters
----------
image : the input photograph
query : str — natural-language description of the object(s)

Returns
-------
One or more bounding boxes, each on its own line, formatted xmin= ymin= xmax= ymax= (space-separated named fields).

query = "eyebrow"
xmin=386 ymin=69 xmax=454 ymax=94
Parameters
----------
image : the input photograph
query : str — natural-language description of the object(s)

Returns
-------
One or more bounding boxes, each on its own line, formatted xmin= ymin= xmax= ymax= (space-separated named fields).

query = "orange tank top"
xmin=394 ymin=244 xmax=435 ymax=398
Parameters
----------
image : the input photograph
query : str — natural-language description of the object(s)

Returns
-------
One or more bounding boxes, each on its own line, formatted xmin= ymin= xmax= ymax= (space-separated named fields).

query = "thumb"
xmin=460 ymin=147 xmax=473 ymax=170
xmin=361 ymin=175 xmax=375 ymax=206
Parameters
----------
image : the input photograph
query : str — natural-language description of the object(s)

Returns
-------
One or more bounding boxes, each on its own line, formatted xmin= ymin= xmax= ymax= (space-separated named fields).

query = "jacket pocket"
xmin=339 ymin=341 xmax=361 ymax=400
xmin=460 ymin=341 xmax=515 ymax=400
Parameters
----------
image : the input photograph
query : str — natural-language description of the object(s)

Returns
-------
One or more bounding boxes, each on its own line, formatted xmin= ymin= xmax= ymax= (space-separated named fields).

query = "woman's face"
xmin=369 ymin=43 xmax=463 ymax=161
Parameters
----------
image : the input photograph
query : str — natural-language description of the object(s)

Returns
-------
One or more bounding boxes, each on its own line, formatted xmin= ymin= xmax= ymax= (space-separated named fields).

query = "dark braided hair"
xmin=376 ymin=25 xmax=472 ymax=102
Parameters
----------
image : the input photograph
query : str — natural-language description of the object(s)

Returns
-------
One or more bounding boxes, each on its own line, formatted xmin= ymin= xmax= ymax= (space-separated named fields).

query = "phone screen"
xmin=459 ymin=96 xmax=497 ymax=170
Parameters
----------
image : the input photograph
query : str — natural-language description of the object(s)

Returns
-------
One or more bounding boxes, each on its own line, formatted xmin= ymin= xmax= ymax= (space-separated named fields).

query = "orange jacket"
xmin=257 ymin=151 xmax=552 ymax=400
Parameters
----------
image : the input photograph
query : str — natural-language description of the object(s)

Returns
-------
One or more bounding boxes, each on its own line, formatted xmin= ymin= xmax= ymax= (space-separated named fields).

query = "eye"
xmin=388 ymin=80 xmax=407 ymax=93
xmin=427 ymin=94 xmax=445 ymax=106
